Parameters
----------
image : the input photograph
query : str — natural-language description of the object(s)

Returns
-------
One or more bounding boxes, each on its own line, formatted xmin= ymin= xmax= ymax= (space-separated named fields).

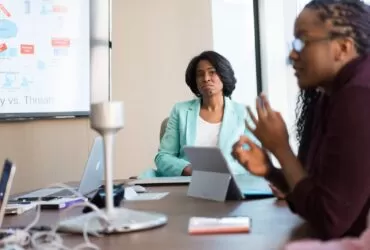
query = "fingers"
xmin=276 ymin=111 xmax=284 ymax=120
xmin=232 ymin=135 xmax=256 ymax=151
xmin=268 ymin=183 xmax=286 ymax=200
xmin=231 ymin=146 xmax=247 ymax=163
xmin=269 ymin=184 xmax=280 ymax=198
xmin=182 ymin=166 xmax=192 ymax=176
xmin=269 ymin=183 xmax=278 ymax=193
xmin=260 ymin=94 xmax=273 ymax=114
xmin=245 ymin=119 xmax=256 ymax=136
xmin=231 ymin=136 xmax=253 ymax=164
xmin=247 ymin=94 xmax=273 ymax=126
xmin=256 ymin=96 xmax=266 ymax=118
xmin=256 ymin=93 xmax=274 ymax=119
xmin=246 ymin=106 xmax=257 ymax=125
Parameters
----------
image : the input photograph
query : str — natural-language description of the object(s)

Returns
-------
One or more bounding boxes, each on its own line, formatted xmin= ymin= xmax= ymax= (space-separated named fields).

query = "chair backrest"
xmin=160 ymin=117 xmax=169 ymax=141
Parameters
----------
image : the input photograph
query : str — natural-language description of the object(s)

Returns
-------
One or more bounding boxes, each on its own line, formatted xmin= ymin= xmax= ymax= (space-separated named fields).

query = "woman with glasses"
xmin=232 ymin=0 xmax=370 ymax=239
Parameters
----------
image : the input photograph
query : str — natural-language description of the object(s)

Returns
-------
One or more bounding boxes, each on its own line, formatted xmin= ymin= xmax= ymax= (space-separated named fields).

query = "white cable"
xmin=42 ymin=182 xmax=109 ymax=223
xmin=29 ymin=231 xmax=68 ymax=250
xmin=30 ymin=182 xmax=109 ymax=250
xmin=0 ymin=204 xmax=42 ymax=248
xmin=27 ymin=183 xmax=79 ymax=250
xmin=24 ymin=203 xmax=42 ymax=232
xmin=2 ymin=182 xmax=113 ymax=250
xmin=0 ymin=230 xmax=29 ymax=249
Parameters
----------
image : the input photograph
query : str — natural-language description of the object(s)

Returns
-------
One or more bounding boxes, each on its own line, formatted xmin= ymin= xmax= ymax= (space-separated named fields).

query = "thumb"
xmin=232 ymin=137 xmax=252 ymax=161
xmin=275 ymin=111 xmax=284 ymax=120
xmin=269 ymin=183 xmax=286 ymax=200
xmin=237 ymin=135 xmax=257 ymax=150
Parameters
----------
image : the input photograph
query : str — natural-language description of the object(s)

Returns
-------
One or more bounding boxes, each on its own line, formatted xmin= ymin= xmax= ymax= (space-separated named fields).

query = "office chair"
xmin=159 ymin=117 xmax=169 ymax=141
xmin=129 ymin=117 xmax=169 ymax=179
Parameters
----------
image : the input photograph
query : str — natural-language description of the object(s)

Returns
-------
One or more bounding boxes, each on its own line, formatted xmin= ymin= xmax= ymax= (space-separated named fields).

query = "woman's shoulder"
xmin=172 ymin=98 xmax=200 ymax=111
xmin=227 ymin=99 xmax=247 ymax=115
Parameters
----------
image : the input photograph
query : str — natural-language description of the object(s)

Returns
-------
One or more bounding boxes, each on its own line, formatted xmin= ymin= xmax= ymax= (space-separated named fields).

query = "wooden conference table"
xmin=3 ymin=184 xmax=318 ymax=250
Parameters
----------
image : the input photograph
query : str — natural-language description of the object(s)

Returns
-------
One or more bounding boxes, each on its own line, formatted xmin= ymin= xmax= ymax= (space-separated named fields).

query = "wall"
xmin=111 ymin=0 xmax=213 ymax=178
xmin=211 ymin=0 xmax=257 ymax=107
xmin=258 ymin=0 xmax=300 ymax=161
xmin=0 ymin=119 xmax=97 ymax=194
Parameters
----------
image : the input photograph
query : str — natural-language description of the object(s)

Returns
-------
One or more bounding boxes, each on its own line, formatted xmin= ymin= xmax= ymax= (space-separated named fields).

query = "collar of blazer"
xmin=185 ymin=97 xmax=242 ymax=151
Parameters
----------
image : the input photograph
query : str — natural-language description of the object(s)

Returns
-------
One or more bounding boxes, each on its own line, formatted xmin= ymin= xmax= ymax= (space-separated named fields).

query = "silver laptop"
xmin=183 ymin=146 xmax=273 ymax=200
xmin=15 ymin=137 xmax=104 ymax=199
xmin=128 ymin=176 xmax=191 ymax=186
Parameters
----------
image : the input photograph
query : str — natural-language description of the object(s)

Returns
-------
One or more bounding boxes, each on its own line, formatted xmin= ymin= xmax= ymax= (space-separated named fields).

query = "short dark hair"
xmin=185 ymin=51 xmax=237 ymax=97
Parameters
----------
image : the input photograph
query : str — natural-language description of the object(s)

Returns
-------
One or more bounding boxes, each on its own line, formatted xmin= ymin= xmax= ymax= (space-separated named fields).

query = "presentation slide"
xmin=0 ymin=0 xmax=90 ymax=118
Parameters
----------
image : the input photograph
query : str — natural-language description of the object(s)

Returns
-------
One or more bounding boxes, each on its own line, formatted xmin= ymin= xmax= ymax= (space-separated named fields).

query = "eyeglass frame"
xmin=291 ymin=33 xmax=346 ymax=53
xmin=286 ymin=34 xmax=350 ymax=65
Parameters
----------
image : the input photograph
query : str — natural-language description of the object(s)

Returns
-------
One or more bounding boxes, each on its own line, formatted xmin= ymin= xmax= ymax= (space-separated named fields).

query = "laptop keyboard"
xmin=15 ymin=188 xmax=63 ymax=199
xmin=15 ymin=187 xmax=79 ymax=200
xmin=48 ymin=188 xmax=78 ymax=197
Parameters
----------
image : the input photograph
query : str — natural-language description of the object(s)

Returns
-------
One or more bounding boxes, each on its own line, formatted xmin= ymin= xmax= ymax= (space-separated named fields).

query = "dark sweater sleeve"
xmin=265 ymin=166 xmax=290 ymax=193
xmin=286 ymin=86 xmax=370 ymax=239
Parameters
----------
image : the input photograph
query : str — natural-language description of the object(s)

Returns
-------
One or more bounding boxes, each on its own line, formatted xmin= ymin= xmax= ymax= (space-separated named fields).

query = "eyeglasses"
xmin=287 ymin=37 xmax=332 ymax=65
xmin=291 ymin=37 xmax=334 ymax=53
xmin=291 ymin=38 xmax=305 ymax=53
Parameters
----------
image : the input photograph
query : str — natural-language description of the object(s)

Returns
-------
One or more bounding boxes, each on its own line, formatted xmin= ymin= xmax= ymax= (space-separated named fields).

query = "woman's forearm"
xmin=265 ymin=165 xmax=290 ymax=193
xmin=274 ymin=147 xmax=307 ymax=190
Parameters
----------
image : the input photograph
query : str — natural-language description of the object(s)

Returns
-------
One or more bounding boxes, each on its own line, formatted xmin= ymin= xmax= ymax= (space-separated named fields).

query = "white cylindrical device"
xmin=90 ymin=101 xmax=124 ymax=217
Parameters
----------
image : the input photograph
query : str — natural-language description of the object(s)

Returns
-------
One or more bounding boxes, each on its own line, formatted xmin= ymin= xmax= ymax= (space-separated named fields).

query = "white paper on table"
xmin=125 ymin=192 xmax=169 ymax=201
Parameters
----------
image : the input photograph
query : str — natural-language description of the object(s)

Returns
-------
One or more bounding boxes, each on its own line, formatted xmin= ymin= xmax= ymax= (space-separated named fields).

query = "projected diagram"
xmin=0 ymin=0 xmax=90 ymax=116
xmin=0 ymin=0 xmax=72 ymax=91
xmin=0 ymin=72 xmax=33 ymax=90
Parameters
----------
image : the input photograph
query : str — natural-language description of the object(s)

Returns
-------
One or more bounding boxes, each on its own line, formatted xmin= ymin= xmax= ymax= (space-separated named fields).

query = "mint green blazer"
xmin=154 ymin=98 xmax=258 ymax=177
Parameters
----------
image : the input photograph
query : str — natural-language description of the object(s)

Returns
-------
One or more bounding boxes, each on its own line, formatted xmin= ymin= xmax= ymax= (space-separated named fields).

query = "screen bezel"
xmin=0 ymin=160 xmax=16 ymax=227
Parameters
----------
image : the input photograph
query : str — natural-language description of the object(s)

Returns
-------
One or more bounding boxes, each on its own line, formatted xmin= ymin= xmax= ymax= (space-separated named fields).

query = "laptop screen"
xmin=0 ymin=160 xmax=16 ymax=227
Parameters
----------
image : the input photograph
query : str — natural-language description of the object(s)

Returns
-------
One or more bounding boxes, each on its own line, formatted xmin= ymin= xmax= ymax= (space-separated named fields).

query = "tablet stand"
xmin=187 ymin=170 xmax=243 ymax=202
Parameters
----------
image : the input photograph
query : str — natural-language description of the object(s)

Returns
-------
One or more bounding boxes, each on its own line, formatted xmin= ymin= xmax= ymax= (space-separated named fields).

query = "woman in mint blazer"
xmin=154 ymin=51 xmax=258 ymax=177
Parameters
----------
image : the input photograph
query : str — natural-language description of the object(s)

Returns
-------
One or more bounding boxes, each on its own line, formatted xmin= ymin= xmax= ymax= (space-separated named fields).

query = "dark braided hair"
xmin=296 ymin=89 xmax=321 ymax=163
xmin=296 ymin=0 xmax=370 ymax=163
